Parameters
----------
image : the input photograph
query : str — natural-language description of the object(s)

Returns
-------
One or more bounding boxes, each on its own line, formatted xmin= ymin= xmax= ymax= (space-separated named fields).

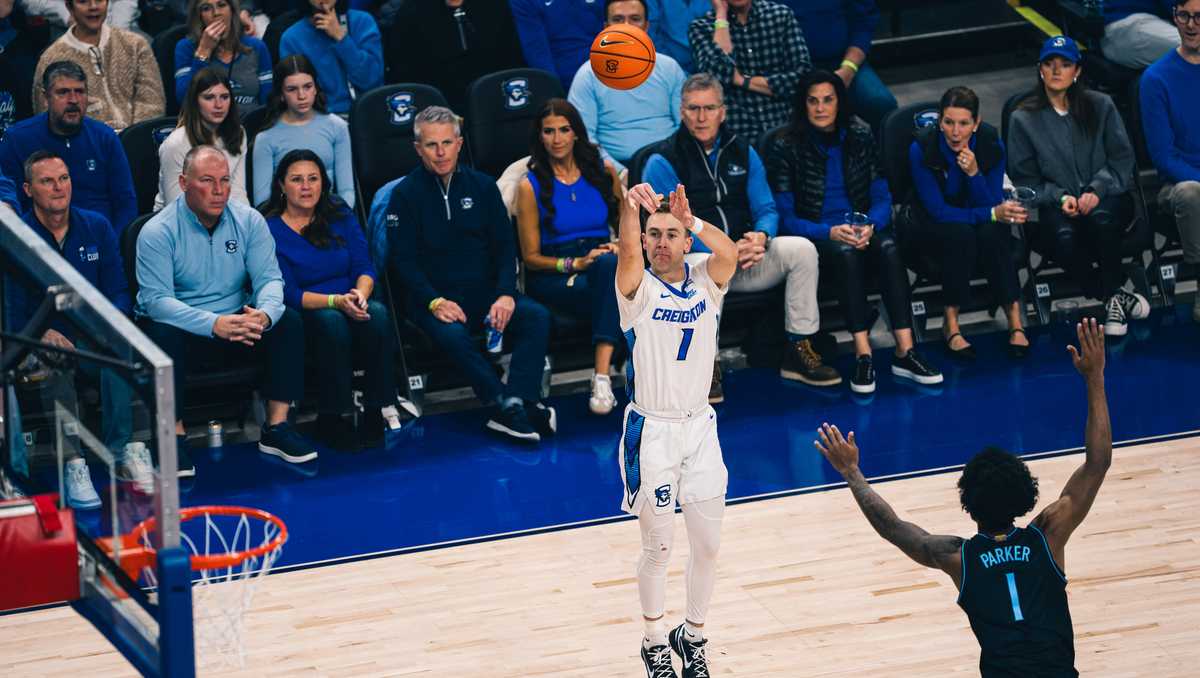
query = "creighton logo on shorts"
xmin=225 ymin=239 xmax=238 ymax=253
xmin=387 ymin=91 xmax=415 ymax=125
xmin=503 ymin=78 xmax=530 ymax=110
xmin=654 ymin=484 xmax=672 ymax=508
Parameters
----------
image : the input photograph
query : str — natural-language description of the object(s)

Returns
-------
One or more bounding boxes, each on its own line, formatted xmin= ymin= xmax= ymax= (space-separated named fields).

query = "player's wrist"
xmin=688 ymin=216 xmax=703 ymax=235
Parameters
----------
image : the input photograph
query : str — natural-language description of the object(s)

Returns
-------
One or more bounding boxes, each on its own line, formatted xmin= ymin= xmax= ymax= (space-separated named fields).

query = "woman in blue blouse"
xmin=263 ymin=149 xmax=394 ymax=448
xmin=766 ymin=70 xmax=942 ymax=395
xmin=515 ymin=98 xmax=623 ymax=416
xmin=174 ymin=0 xmax=272 ymax=110
xmin=906 ymin=86 xmax=1030 ymax=359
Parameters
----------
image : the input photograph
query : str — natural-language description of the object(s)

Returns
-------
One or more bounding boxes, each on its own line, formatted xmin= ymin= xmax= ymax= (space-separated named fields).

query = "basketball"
xmin=589 ymin=24 xmax=656 ymax=90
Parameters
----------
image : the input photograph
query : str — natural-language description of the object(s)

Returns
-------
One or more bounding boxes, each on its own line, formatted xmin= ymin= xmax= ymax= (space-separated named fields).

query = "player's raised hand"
xmin=814 ymin=422 xmax=859 ymax=476
xmin=669 ymin=183 xmax=693 ymax=228
xmin=1067 ymin=316 xmax=1105 ymax=380
xmin=626 ymin=182 xmax=662 ymax=213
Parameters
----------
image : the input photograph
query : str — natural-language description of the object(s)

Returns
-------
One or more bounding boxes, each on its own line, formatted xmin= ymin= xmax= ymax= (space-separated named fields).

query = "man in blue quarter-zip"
xmin=136 ymin=145 xmax=317 ymax=474
xmin=386 ymin=106 xmax=556 ymax=443
xmin=5 ymin=150 xmax=147 ymax=508
xmin=0 ymin=61 xmax=136 ymax=232
xmin=642 ymin=73 xmax=839 ymax=403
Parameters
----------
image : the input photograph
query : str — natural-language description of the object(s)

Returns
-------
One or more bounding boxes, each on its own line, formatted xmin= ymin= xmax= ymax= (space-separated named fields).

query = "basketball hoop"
xmin=102 ymin=505 xmax=287 ymax=668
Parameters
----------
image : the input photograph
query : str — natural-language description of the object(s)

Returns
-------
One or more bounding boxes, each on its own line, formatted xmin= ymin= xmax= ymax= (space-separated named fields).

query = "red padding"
xmin=0 ymin=495 xmax=80 ymax=610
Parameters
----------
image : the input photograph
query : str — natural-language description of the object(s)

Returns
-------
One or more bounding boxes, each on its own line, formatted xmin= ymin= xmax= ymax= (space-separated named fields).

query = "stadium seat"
xmin=349 ymin=83 xmax=450 ymax=222
xmin=465 ymin=68 xmax=565 ymax=178
xmin=119 ymin=116 xmax=177 ymax=217
xmin=262 ymin=9 xmax=305 ymax=66
xmin=880 ymin=102 xmax=1030 ymax=337
xmin=151 ymin=24 xmax=188 ymax=117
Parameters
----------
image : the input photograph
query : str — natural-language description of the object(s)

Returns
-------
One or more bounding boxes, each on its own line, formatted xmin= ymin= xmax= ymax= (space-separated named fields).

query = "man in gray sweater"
xmin=1007 ymin=35 xmax=1148 ymax=336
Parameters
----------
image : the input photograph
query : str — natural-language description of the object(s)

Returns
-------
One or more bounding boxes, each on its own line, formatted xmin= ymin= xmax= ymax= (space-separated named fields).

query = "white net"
xmin=138 ymin=509 xmax=285 ymax=669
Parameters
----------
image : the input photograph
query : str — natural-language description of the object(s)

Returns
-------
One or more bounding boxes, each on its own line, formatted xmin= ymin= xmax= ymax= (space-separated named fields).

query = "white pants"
xmin=1102 ymin=13 xmax=1181 ymax=69
xmin=685 ymin=235 xmax=821 ymax=336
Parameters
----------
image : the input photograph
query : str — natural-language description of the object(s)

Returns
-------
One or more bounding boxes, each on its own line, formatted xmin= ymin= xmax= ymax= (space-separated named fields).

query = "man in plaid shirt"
xmin=688 ymin=0 xmax=812 ymax=140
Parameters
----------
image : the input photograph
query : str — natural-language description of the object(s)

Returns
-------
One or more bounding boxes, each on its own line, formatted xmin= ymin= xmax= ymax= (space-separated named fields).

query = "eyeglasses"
xmin=683 ymin=104 xmax=722 ymax=115
xmin=1175 ymin=10 xmax=1200 ymax=26
xmin=88 ymin=46 xmax=102 ymax=76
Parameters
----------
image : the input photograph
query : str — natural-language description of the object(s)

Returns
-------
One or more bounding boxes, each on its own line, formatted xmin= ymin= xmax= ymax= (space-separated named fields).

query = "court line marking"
xmin=266 ymin=428 xmax=1200 ymax=576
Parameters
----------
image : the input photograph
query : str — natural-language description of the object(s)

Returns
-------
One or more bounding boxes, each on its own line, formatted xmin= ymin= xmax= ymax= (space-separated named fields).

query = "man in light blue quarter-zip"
xmin=136 ymin=145 xmax=317 ymax=475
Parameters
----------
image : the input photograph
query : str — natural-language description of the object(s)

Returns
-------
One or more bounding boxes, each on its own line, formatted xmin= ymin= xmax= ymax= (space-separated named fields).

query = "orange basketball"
xmin=589 ymin=24 xmax=656 ymax=90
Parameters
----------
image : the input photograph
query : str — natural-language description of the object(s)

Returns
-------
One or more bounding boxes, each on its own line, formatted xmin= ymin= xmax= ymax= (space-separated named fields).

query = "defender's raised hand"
xmin=814 ymin=422 xmax=860 ymax=476
xmin=1068 ymin=316 xmax=1105 ymax=380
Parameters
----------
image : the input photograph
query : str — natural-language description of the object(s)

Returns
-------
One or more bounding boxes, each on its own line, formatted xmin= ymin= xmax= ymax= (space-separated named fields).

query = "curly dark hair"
xmin=958 ymin=447 xmax=1039 ymax=531
xmin=526 ymin=98 xmax=616 ymax=237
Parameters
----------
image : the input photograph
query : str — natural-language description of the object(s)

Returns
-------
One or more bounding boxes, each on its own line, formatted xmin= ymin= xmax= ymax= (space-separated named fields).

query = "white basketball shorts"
xmin=619 ymin=403 xmax=728 ymax=516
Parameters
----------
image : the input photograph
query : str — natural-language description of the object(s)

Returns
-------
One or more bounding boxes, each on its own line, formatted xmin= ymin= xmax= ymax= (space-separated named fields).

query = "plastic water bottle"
xmin=484 ymin=316 xmax=504 ymax=355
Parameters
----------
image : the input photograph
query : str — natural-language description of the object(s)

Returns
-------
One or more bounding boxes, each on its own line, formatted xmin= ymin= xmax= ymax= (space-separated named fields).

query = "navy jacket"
xmin=385 ymin=163 xmax=517 ymax=311
xmin=0 ymin=169 xmax=15 ymax=210
xmin=0 ymin=114 xmax=137 ymax=232
xmin=6 ymin=207 xmax=131 ymax=339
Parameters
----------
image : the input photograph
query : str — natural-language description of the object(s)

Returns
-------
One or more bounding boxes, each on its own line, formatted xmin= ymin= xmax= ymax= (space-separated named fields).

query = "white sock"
xmin=643 ymin=616 xmax=666 ymax=647
xmin=684 ymin=620 xmax=704 ymax=641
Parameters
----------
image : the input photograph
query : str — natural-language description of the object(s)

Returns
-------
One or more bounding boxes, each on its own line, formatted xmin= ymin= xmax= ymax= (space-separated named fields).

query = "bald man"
xmin=135 ymin=145 xmax=316 ymax=475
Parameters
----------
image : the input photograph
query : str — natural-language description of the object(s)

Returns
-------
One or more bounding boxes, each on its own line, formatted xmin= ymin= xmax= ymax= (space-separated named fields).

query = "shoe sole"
xmin=67 ymin=497 xmax=102 ymax=510
xmin=589 ymin=398 xmax=616 ymax=415
xmin=258 ymin=444 xmax=319 ymax=464
xmin=177 ymin=467 xmax=196 ymax=478
xmin=708 ymin=393 xmax=724 ymax=404
xmin=780 ymin=369 xmax=843 ymax=386
xmin=850 ymin=380 xmax=876 ymax=394
xmin=1103 ymin=322 xmax=1128 ymax=336
xmin=486 ymin=420 xmax=541 ymax=442
xmin=891 ymin=366 xmax=944 ymax=385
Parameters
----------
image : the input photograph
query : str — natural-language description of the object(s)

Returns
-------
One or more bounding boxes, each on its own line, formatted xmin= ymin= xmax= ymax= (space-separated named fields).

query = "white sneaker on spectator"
xmin=589 ymin=373 xmax=616 ymax=415
xmin=118 ymin=442 xmax=156 ymax=494
xmin=64 ymin=458 xmax=102 ymax=510
xmin=381 ymin=405 xmax=403 ymax=431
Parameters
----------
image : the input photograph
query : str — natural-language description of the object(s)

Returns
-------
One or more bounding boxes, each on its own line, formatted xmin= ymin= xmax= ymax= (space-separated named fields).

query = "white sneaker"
xmin=118 ymin=442 xmax=156 ymax=495
xmin=64 ymin=458 xmax=101 ymax=510
xmin=589 ymin=373 xmax=616 ymax=415
xmin=1104 ymin=290 xmax=1149 ymax=336
xmin=381 ymin=404 xmax=402 ymax=431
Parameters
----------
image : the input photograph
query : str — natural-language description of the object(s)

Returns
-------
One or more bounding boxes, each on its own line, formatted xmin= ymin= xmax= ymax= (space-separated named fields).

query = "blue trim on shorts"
xmin=623 ymin=328 xmax=636 ymax=402
xmin=623 ymin=410 xmax=645 ymax=508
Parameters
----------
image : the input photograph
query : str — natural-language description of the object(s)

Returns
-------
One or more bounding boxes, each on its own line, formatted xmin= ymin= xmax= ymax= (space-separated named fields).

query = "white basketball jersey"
xmin=617 ymin=260 xmax=725 ymax=415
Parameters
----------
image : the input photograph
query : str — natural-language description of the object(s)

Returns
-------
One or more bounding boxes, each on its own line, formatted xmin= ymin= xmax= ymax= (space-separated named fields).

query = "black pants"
xmin=1034 ymin=194 xmax=1131 ymax=300
xmin=906 ymin=218 xmax=1021 ymax=308
xmin=303 ymin=301 xmax=396 ymax=414
xmin=140 ymin=308 xmax=305 ymax=417
xmin=817 ymin=230 xmax=912 ymax=333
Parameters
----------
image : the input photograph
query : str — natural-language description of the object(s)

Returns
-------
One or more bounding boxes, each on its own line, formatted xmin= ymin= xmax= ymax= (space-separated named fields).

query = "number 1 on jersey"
xmin=1005 ymin=572 xmax=1025 ymax=622
xmin=676 ymin=328 xmax=694 ymax=361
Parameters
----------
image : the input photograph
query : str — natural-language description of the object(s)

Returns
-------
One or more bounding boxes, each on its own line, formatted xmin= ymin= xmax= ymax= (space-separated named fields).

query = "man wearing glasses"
xmin=31 ymin=0 xmax=164 ymax=132
xmin=641 ymin=73 xmax=840 ymax=404
xmin=1139 ymin=0 xmax=1200 ymax=321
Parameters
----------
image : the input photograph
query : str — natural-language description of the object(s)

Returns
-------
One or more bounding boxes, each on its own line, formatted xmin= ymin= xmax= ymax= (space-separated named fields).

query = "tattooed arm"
xmin=816 ymin=424 xmax=964 ymax=586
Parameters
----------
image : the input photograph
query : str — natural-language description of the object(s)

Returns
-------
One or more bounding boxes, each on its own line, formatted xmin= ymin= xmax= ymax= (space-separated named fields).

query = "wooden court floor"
xmin=2 ymin=437 xmax=1197 ymax=677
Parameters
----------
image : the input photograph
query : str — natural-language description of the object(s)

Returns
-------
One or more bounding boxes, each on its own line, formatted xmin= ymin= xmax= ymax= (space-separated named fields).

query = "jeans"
xmin=303 ymin=300 xmax=396 ymax=414
xmin=409 ymin=292 xmax=550 ymax=404
xmin=816 ymin=230 xmax=912 ymax=333
xmin=140 ymin=308 xmax=306 ymax=416
xmin=1034 ymin=194 xmax=1132 ymax=300
xmin=905 ymin=218 xmax=1022 ymax=308
xmin=526 ymin=238 xmax=622 ymax=347
xmin=816 ymin=61 xmax=898 ymax=131
xmin=1102 ymin=13 xmax=1181 ymax=69
xmin=1159 ymin=181 xmax=1200 ymax=264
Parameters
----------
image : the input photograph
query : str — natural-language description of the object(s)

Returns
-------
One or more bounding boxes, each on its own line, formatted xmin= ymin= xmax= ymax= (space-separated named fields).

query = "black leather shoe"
xmin=943 ymin=332 xmax=976 ymax=361
xmin=1008 ymin=328 xmax=1030 ymax=359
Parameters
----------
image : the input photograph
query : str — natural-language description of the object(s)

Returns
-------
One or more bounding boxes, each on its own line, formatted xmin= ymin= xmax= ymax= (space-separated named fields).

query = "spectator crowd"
xmin=1 ymin=0 xmax=1197 ymax=510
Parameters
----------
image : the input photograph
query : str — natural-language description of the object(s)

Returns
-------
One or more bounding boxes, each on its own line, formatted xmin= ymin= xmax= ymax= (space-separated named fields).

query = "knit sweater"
xmin=154 ymin=126 xmax=249 ymax=211
xmin=279 ymin=11 xmax=383 ymax=115
xmin=1140 ymin=50 xmax=1200 ymax=184
xmin=33 ymin=25 xmax=165 ymax=132
xmin=1006 ymin=90 xmax=1134 ymax=207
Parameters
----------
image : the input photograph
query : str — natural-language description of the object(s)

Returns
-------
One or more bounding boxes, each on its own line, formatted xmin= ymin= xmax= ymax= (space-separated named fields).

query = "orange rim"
xmin=131 ymin=505 xmax=288 ymax=571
